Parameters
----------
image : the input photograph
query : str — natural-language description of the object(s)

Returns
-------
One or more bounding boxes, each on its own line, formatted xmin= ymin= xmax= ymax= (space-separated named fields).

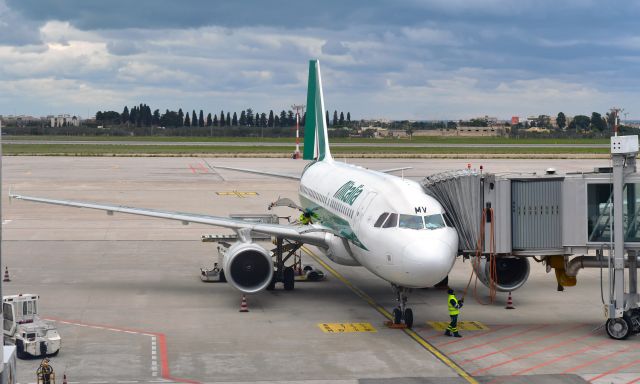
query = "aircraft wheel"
xmin=393 ymin=308 xmax=402 ymax=324
xmin=404 ymin=308 xmax=414 ymax=328
xmin=283 ymin=267 xmax=295 ymax=291
xmin=606 ymin=316 xmax=632 ymax=340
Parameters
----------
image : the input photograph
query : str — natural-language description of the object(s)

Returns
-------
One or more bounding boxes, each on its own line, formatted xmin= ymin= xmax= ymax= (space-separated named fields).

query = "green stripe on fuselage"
xmin=299 ymin=195 xmax=368 ymax=250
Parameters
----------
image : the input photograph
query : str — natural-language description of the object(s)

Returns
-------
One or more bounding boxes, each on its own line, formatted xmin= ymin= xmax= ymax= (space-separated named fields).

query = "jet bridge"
xmin=421 ymin=135 xmax=640 ymax=340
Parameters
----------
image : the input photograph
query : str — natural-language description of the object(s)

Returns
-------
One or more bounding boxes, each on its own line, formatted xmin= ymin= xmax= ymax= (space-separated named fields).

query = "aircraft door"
xmin=355 ymin=192 xmax=377 ymax=232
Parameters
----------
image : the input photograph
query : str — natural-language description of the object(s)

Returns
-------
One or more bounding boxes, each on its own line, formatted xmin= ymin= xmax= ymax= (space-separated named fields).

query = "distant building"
xmin=50 ymin=114 xmax=80 ymax=127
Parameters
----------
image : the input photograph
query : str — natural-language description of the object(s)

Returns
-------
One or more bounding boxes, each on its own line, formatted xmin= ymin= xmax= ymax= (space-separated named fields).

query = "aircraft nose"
xmin=402 ymin=237 xmax=457 ymax=287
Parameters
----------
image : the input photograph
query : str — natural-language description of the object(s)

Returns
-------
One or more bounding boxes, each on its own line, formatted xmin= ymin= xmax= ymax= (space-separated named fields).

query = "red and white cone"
xmin=3 ymin=267 xmax=10 ymax=282
xmin=239 ymin=295 xmax=249 ymax=312
xmin=505 ymin=291 xmax=515 ymax=309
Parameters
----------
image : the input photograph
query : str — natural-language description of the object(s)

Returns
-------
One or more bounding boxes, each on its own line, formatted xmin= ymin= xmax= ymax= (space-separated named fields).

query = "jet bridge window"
xmin=424 ymin=214 xmax=445 ymax=230
xmin=588 ymin=182 xmax=640 ymax=243
xmin=399 ymin=214 xmax=424 ymax=230
xmin=374 ymin=213 xmax=389 ymax=227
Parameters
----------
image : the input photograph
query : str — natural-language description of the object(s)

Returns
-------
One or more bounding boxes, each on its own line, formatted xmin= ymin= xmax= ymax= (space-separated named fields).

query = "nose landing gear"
xmin=391 ymin=285 xmax=414 ymax=328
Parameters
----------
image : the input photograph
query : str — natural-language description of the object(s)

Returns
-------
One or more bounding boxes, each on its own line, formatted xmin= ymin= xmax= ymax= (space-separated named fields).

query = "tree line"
xmin=95 ymin=104 xmax=352 ymax=130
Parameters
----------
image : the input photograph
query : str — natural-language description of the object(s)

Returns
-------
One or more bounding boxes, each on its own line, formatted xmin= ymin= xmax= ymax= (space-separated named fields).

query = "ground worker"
xmin=36 ymin=358 xmax=55 ymax=384
xmin=445 ymin=288 xmax=463 ymax=337
xmin=299 ymin=211 xmax=312 ymax=225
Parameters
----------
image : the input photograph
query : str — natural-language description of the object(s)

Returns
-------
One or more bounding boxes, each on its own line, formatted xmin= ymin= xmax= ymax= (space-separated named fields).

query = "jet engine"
xmin=472 ymin=256 xmax=530 ymax=292
xmin=323 ymin=233 xmax=360 ymax=266
xmin=221 ymin=242 xmax=273 ymax=293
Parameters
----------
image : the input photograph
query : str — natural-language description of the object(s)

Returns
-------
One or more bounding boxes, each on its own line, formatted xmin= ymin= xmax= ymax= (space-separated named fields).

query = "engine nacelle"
xmin=323 ymin=233 xmax=360 ymax=266
xmin=222 ymin=242 xmax=273 ymax=293
xmin=472 ymin=256 xmax=530 ymax=292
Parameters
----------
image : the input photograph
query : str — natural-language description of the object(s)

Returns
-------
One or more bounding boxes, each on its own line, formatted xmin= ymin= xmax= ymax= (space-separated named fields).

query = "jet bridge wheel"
xmin=606 ymin=316 xmax=632 ymax=340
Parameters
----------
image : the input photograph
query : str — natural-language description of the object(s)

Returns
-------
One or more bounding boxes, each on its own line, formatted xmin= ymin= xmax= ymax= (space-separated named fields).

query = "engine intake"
xmin=472 ymin=256 xmax=530 ymax=292
xmin=222 ymin=242 xmax=273 ymax=293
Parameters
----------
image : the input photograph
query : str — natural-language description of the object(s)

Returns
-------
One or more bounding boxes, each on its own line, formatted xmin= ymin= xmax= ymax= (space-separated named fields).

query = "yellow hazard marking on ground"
xmin=302 ymin=246 xmax=478 ymax=384
xmin=428 ymin=321 xmax=489 ymax=331
xmin=215 ymin=191 xmax=259 ymax=198
xmin=318 ymin=323 xmax=377 ymax=333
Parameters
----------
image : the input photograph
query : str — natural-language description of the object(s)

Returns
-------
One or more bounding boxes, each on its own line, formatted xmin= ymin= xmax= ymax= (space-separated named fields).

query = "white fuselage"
xmin=298 ymin=160 xmax=458 ymax=288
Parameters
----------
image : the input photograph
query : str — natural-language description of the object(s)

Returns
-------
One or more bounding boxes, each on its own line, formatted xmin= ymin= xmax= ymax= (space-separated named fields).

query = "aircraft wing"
xmin=208 ymin=164 xmax=410 ymax=179
xmin=9 ymin=194 xmax=329 ymax=247
xmin=207 ymin=164 xmax=301 ymax=180
xmin=377 ymin=167 xmax=412 ymax=173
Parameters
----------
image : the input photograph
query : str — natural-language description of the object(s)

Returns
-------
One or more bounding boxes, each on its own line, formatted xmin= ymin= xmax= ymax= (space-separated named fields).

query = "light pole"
xmin=291 ymin=104 xmax=305 ymax=159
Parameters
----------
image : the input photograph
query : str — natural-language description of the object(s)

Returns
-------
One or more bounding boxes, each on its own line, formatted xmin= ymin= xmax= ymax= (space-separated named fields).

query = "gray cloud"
xmin=1 ymin=1 xmax=640 ymax=119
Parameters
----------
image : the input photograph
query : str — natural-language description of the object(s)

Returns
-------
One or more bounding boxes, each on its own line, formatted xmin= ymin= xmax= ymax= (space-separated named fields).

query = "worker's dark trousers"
xmin=447 ymin=314 xmax=458 ymax=333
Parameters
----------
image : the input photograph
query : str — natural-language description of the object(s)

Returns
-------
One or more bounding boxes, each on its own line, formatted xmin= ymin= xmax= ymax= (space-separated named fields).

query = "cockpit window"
xmin=424 ymin=214 xmax=445 ymax=229
xmin=374 ymin=213 xmax=389 ymax=228
xmin=399 ymin=214 xmax=424 ymax=230
xmin=382 ymin=213 xmax=398 ymax=228
xmin=443 ymin=212 xmax=454 ymax=227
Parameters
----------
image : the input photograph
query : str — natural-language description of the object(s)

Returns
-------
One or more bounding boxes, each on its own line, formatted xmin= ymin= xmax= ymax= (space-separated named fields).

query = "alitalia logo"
xmin=333 ymin=181 xmax=364 ymax=206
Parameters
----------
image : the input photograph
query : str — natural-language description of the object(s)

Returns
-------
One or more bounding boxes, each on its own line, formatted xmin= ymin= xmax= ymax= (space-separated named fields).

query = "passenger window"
xmin=374 ymin=213 xmax=389 ymax=227
xmin=424 ymin=214 xmax=445 ymax=229
xmin=399 ymin=214 xmax=424 ymax=230
xmin=382 ymin=213 xmax=398 ymax=228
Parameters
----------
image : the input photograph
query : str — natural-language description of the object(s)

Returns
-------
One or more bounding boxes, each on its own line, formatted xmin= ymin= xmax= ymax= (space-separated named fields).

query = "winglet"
xmin=303 ymin=59 xmax=332 ymax=161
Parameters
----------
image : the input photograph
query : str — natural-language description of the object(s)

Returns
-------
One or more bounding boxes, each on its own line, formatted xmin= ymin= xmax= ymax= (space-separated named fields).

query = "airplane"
xmin=10 ymin=60 xmax=459 ymax=328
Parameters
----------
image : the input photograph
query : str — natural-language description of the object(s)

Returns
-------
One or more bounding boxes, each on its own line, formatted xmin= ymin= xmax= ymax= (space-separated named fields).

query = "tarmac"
xmin=3 ymin=156 xmax=639 ymax=384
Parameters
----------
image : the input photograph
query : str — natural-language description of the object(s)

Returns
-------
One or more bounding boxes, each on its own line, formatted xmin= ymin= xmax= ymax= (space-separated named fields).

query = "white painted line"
xmin=2 ymin=220 xmax=12 ymax=225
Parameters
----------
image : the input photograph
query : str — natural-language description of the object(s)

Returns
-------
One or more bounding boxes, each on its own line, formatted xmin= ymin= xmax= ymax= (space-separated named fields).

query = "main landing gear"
xmin=392 ymin=285 xmax=414 ymax=328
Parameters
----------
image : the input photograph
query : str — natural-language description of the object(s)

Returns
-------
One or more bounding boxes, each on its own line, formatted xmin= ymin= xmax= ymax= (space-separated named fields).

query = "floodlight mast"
xmin=291 ymin=104 xmax=305 ymax=159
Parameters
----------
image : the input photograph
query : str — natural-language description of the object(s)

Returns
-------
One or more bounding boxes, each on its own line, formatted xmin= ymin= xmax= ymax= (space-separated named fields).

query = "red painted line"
xmin=627 ymin=376 xmax=640 ymax=384
xmin=460 ymin=324 xmax=583 ymax=364
xmin=472 ymin=331 xmax=594 ymax=376
xmin=511 ymin=339 xmax=611 ymax=376
xmin=447 ymin=324 xmax=544 ymax=354
xmin=562 ymin=344 xmax=636 ymax=374
xmin=589 ymin=358 xmax=640 ymax=382
xmin=188 ymin=164 xmax=197 ymax=174
xmin=45 ymin=317 xmax=201 ymax=384
xmin=196 ymin=163 xmax=209 ymax=173
xmin=436 ymin=325 xmax=513 ymax=348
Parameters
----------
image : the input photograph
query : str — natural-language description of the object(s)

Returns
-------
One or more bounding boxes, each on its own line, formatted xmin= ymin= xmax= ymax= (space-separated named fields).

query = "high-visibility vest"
xmin=448 ymin=294 xmax=460 ymax=316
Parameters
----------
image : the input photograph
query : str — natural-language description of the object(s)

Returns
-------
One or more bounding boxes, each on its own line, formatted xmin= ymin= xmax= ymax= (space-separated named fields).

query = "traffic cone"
xmin=505 ymin=291 xmax=515 ymax=309
xmin=239 ymin=295 xmax=249 ymax=312
xmin=3 ymin=267 xmax=10 ymax=282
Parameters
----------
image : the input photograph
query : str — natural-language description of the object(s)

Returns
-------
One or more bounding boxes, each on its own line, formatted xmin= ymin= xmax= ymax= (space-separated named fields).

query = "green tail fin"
xmin=303 ymin=60 xmax=332 ymax=161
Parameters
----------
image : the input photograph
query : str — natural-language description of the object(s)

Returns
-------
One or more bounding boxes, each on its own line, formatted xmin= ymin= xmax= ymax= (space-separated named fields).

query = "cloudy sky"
xmin=1 ymin=0 xmax=639 ymax=120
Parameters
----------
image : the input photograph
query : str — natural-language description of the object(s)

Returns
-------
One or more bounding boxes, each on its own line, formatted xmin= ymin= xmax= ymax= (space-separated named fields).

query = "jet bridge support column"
xmin=606 ymin=135 xmax=640 ymax=339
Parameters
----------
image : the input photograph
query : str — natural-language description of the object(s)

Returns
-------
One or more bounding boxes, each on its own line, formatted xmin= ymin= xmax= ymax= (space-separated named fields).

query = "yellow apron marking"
xmin=318 ymin=323 xmax=377 ymax=333
xmin=428 ymin=321 xmax=489 ymax=331
xmin=215 ymin=191 xmax=259 ymax=198
xmin=302 ymin=246 xmax=478 ymax=384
